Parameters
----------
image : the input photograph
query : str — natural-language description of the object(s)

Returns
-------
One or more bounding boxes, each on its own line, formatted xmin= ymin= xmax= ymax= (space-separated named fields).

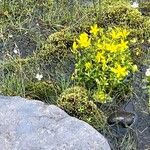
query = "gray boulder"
xmin=0 ymin=96 xmax=111 ymax=150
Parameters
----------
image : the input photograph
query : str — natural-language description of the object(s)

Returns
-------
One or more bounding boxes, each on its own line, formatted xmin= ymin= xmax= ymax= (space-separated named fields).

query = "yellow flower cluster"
xmin=73 ymin=32 xmax=91 ymax=50
xmin=111 ymin=65 xmax=128 ymax=79
xmin=90 ymin=24 xmax=101 ymax=36
xmin=95 ymin=52 xmax=106 ymax=64
xmin=110 ymin=28 xmax=129 ymax=39
xmin=72 ymin=24 xmax=137 ymax=103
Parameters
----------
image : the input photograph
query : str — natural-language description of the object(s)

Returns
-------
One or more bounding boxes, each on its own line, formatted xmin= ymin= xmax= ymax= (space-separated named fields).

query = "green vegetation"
xmin=139 ymin=1 xmax=150 ymax=16
xmin=72 ymin=26 xmax=137 ymax=103
xmin=100 ymin=1 xmax=150 ymax=42
xmin=57 ymin=86 xmax=106 ymax=129
xmin=0 ymin=0 xmax=150 ymax=149
xmin=25 ymin=81 xmax=58 ymax=103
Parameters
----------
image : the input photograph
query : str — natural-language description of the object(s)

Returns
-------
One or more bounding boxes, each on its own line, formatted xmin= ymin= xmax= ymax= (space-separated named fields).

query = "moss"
xmin=57 ymin=86 xmax=107 ymax=129
xmin=35 ymin=30 xmax=75 ymax=80
xmin=139 ymin=2 xmax=150 ymax=16
xmin=100 ymin=2 xmax=141 ymax=26
xmin=99 ymin=2 xmax=150 ymax=41
xmin=37 ymin=31 xmax=69 ymax=62
xmin=25 ymin=81 xmax=59 ymax=104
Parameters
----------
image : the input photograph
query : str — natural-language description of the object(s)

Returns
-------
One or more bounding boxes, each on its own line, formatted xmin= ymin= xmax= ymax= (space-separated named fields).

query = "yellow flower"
xmin=110 ymin=30 xmax=120 ymax=39
xmin=90 ymin=24 xmax=100 ymax=36
xmin=111 ymin=65 xmax=128 ymax=79
xmin=95 ymin=52 xmax=106 ymax=63
xmin=72 ymin=41 xmax=78 ymax=52
xmin=121 ymin=29 xmax=130 ymax=38
xmin=105 ymin=43 xmax=118 ymax=53
xmin=85 ymin=62 xmax=92 ymax=70
xmin=79 ymin=32 xmax=89 ymax=40
xmin=77 ymin=32 xmax=91 ymax=48
xmin=118 ymin=39 xmax=128 ymax=50
xmin=132 ymin=65 xmax=138 ymax=72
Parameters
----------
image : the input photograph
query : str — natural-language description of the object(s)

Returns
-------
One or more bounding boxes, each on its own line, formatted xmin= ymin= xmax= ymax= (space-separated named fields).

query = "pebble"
xmin=107 ymin=111 xmax=136 ymax=128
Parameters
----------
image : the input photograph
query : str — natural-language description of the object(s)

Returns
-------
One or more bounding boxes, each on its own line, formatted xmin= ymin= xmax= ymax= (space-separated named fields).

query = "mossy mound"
xmin=25 ymin=81 xmax=59 ymax=104
xmin=99 ymin=2 xmax=150 ymax=42
xmin=36 ymin=30 xmax=75 ymax=80
xmin=139 ymin=2 xmax=150 ymax=16
xmin=37 ymin=30 xmax=73 ymax=62
xmin=57 ymin=86 xmax=107 ymax=129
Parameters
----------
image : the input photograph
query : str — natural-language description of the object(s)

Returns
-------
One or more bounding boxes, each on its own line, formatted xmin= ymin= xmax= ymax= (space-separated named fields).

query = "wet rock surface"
xmin=0 ymin=95 xmax=110 ymax=150
xmin=107 ymin=111 xmax=136 ymax=128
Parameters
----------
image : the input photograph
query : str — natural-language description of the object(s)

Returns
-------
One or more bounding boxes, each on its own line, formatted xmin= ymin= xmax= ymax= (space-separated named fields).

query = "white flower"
xmin=13 ymin=49 xmax=18 ymax=54
xmin=0 ymin=33 xmax=3 ymax=39
xmin=35 ymin=73 xmax=43 ymax=81
xmin=13 ymin=43 xmax=19 ymax=54
xmin=145 ymin=68 xmax=150 ymax=77
xmin=131 ymin=2 xmax=139 ymax=8
xmin=8 ymin=34 xmax=13 ymax=38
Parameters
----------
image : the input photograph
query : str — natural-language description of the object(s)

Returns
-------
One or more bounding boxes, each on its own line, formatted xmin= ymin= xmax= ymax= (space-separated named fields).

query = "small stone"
xmin=107 ymin=111 xmax=136 ymax=128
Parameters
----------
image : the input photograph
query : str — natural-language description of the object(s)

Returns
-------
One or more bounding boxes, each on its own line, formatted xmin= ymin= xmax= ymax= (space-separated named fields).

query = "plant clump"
xmin=0 ymin=57 xmax=59 ymax=104
xmin=139 ymin=2 xmax=150 ymax=16
xmin=100 ymin=2 xmax=150 ymax=42
xmin=57 ymin=86 xmax=106 ymax=129
xmin=25 ymin=81 xmax=59 ymax=104
xmin=36 ymin=30 xmax=74 ymax=75
xmin=0 ymin=29 xmax=76 ymax=103
xmin=72 ymin=25 xmax=138 ymax=103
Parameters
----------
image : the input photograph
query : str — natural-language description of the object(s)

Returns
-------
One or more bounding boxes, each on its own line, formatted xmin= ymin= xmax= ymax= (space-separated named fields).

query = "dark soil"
xmin=131 ymin=66 xmax=150 ymax=150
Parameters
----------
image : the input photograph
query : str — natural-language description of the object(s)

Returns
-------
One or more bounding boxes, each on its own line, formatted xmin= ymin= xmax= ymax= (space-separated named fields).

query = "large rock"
xmin=0 ymin=96 xmax=110 ymax=150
